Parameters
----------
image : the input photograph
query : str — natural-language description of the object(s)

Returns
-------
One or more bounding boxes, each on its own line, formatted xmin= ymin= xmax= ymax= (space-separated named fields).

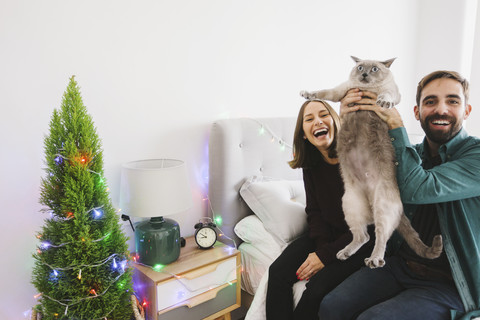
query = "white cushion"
xmin=234 ymin=215 xmax=279 ymax=248
xmin=239 ymin=176 xmax=307 ymax=245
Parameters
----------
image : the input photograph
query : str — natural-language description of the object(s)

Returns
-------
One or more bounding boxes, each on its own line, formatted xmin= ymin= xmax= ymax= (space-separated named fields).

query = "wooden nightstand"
xmin=131 ymin=236 xmax=241 ymax=320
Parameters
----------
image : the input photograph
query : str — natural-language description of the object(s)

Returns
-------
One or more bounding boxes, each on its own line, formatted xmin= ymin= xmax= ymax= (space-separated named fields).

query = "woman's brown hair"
xmin=289 ymin=99 xmax=341 ymax=169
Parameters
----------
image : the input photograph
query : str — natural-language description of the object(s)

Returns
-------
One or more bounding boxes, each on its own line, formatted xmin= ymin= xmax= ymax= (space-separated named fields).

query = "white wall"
xmin=469 ymin=0 xmax=480 ymax=137
xmin=0 ymin=0 xmax=476 ymax=318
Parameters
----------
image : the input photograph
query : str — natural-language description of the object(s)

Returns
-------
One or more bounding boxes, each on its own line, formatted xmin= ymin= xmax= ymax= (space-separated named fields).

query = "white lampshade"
xmin=119 ymin=159 xmax=192 ymax=218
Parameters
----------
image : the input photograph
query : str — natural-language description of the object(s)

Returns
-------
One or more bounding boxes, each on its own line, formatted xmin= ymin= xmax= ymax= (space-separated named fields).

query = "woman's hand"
xmin=340 ymin=89 xmax=404 ymax=129
xmin=296 ymin=252 xmax=324 ymax=280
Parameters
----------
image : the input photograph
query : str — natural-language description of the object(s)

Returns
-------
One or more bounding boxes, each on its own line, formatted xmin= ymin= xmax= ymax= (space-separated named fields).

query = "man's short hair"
xmin=416 ymin=70 xmax=469 ymax=106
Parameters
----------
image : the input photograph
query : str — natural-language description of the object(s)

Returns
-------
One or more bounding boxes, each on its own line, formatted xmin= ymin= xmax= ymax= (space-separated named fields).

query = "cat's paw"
xmin=365 ymin=256 xmax=385 ymax=268
xmin=377 ymin=94 xmax=394 ymax=109
xmin=300 ymin=90 xmax=314 ymax=100
xmin=336 ymin=248 xmax=351 ymax=260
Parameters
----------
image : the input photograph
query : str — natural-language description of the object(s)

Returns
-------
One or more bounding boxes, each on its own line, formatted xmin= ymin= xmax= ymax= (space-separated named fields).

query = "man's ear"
xmin=414 ymin=105 xmax=420 ymax=121
xmin=464 ymin=104 xmax=472 ymax=120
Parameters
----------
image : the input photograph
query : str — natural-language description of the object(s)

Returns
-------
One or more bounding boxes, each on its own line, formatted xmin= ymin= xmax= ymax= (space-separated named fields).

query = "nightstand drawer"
xmin=157 ymin=256 xmax=237 ymax=312
xmin=158 ymin=282 xmax=237 ymax=320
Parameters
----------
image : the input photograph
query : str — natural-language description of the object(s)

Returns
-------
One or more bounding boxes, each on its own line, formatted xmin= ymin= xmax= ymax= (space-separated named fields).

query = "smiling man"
xmin=318 ymin=71 xmax=480 ymax=320
xmin=415 ymin=74 xmax=471 ymax=154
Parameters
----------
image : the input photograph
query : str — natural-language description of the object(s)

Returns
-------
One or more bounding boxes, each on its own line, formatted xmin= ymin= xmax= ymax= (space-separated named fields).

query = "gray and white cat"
xmin=300 ymin=56 xmax=443 ymax=268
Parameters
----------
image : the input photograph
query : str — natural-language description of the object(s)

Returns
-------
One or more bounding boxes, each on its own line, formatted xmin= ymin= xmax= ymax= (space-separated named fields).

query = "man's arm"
xmin=390 ymin=127 xmax=480 ymax=204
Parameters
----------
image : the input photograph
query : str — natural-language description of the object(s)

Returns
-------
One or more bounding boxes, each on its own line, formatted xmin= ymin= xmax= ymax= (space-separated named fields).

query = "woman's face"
xmin=302 ymin=101 xmax=335 ymax=152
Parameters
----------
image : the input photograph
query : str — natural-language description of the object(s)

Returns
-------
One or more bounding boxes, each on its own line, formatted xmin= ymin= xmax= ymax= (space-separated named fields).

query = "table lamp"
xmin=119 ymin=159 xmax=192 ymax=266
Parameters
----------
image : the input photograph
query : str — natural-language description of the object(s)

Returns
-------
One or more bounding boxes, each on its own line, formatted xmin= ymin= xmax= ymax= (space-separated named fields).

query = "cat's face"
xmin=349 ymin=57 xmax=395 ymax=87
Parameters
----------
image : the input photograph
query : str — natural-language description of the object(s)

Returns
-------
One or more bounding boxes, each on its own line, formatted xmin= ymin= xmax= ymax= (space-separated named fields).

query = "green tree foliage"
xmin=32 ymin=76 xmax=133 ymax=319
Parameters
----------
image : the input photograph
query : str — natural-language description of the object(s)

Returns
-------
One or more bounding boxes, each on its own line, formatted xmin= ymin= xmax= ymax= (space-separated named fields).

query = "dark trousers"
xmin=266 ymin=235 xmax=369 ymax=320
xmin=319 ymin=256 xmax=464 ymax=320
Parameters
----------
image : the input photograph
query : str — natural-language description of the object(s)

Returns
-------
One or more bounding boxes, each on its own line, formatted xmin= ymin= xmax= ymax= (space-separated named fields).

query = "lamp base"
xmin=135 ymin=216 xmax=181 ymax=266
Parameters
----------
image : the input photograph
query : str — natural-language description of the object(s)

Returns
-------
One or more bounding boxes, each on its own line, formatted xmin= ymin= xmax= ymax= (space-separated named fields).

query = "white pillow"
xmin=239 ymin=176 xmax=307 ymax=245
xmin=234 ymin=215 xmax=279 ymax=248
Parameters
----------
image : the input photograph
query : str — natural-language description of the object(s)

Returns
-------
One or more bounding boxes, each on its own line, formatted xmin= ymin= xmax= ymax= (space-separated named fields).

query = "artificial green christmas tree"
xmin=32 ymin=76 xmax=133 ymax=319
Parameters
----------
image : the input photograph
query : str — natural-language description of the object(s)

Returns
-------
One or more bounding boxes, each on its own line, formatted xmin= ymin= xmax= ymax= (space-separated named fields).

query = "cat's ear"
xmin=351 ymin=56 xmax=361 ymax=64
xmin=382 ymin=58 xmax=396 ymax=68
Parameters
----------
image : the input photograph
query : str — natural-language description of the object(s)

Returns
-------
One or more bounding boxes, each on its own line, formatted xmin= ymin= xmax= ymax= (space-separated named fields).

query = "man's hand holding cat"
xmin=296 ymin=252 xmax=324 ymax=280
xmin=340 ymin=88 xmax=404 ymax=130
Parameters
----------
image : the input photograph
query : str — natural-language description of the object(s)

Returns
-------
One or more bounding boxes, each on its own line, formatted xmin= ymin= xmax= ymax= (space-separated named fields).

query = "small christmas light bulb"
xmin=214 ymin=216 xmax=223 ymax=226
xmin=120 ymin=260 xmax=127 ymax=272
xmin=113 ymin=258 xmax=118 ymax=269
xmin=177 ymin=291 xmax=185 ymax=299
xmin=153 ymin=264 xmax=165 ymax=272
xmin=77 ymin=269 xmax=82 ymax=280
xmin=259 ymin=126 xmax=265 ymax=135
xmin=93 ymin=209 xmax=103 ymax=219
xmin=41 ymin=241 xmax=51 ymax=250
xmin=89 ymin=288 xmax=97 ymax=296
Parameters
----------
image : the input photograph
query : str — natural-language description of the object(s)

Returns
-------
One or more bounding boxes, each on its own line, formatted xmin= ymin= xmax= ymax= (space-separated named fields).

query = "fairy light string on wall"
xmin=207 ymin=117 xmax=294 ymax=248
xmin=249 ymin=118 xmax=294 ymax=151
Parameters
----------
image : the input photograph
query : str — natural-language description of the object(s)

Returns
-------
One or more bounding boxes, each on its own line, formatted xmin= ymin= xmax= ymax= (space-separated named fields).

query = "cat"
xmin=300 ymin=56 xmax=443 ymax=268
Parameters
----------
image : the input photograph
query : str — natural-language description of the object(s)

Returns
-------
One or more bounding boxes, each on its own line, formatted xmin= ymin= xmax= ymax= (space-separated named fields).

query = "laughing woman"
xmin=265 ymin=97 xmax=375 ymax=320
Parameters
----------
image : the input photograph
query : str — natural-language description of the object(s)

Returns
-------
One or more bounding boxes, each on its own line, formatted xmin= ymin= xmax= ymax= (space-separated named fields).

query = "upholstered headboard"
xmin=208 ymin=117 xmax=302 ymax=246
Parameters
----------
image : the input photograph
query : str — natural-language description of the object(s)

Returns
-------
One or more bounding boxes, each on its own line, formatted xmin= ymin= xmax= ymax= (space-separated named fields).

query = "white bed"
xmin=208 ymin=117 xmax=309 ymax=320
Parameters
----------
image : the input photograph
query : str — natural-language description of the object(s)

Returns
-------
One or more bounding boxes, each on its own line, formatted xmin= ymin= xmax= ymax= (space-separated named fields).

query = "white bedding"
xmin=235 ymin=214 xmax=307 ymax=320
xmin=239 ymin=242 xmax=281 ymax=295
xmin=244 ymin=270 xmax=307 ymax=320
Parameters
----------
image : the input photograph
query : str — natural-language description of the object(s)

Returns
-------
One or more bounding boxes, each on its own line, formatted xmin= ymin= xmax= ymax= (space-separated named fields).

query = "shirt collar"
xmin=419 ymin=127 xmax=469 ymax=163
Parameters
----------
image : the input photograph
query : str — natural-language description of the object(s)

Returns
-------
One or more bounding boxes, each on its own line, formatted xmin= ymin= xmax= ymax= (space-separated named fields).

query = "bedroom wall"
xmin=0 ymin=0 xmax=477 ymax=318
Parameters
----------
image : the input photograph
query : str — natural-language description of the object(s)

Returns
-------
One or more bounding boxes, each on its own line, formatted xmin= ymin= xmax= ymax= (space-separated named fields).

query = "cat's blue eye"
xmin=357 ymin=66 xmax=364 ymax=71
xmin=372 ymin=67 xmax=379 ymax=72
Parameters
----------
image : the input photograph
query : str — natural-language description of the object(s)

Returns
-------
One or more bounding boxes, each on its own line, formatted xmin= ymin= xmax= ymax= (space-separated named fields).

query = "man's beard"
xmin=420 ymin=114 xmax=461 ymax=145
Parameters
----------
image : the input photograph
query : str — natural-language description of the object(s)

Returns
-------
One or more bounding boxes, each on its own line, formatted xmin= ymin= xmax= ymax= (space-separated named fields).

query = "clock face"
xmin=195 ymin=227 xmax=217 ymax=248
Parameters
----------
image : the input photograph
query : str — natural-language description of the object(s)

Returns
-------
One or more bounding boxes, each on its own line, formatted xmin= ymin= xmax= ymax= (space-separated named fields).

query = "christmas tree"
xmin=32 ymin=76 xmax=133 ymax=319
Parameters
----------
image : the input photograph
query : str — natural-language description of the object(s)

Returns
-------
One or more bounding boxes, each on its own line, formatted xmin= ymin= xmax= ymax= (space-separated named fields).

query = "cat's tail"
xmin=396 ymin=214 xmax=443 ymax=259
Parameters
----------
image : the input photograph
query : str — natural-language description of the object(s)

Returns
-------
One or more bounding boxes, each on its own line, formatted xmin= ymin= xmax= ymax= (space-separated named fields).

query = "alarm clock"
xmin=194 ymin=218 xmax=218 ymax=249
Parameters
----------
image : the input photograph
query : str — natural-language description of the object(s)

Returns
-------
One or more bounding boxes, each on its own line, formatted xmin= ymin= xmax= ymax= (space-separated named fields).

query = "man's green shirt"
xmin=389 ymin=127 xmax=480 ymax=319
